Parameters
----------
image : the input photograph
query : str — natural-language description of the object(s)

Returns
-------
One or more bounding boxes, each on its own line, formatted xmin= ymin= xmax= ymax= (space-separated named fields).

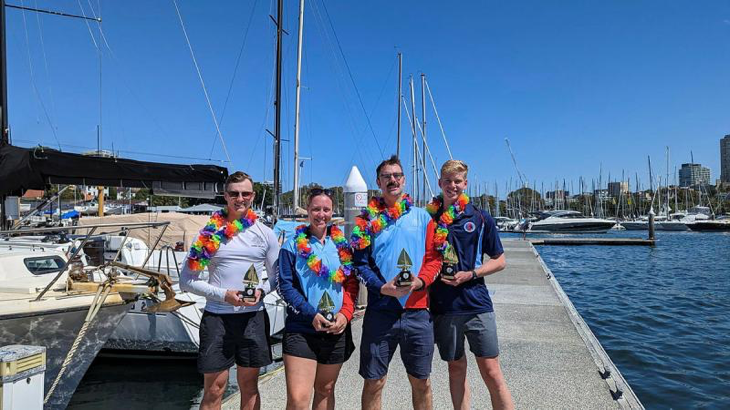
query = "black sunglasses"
xmin=309 ymin=188 xmax=334 ymax=198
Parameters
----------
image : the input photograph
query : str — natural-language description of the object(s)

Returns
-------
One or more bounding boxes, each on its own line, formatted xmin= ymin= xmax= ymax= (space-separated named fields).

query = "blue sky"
xmin=5 ymin=0 xmax=730 ymax=197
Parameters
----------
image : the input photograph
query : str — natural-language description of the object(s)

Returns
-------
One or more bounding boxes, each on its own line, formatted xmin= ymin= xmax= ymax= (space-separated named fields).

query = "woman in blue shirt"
xmin=277 ymin=188 xmax=359 ymax=410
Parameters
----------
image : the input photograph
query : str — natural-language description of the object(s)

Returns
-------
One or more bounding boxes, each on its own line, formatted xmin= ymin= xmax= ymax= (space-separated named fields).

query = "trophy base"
xmin=441 ymin=274 xmax=455 ymax=281
xmin=396 ymin=270 xmax=413 ymax=287
xmin=322 ymin=311 xmax=336 ymax=324
xmin=238 ymin=288 xmax=257 ymax=303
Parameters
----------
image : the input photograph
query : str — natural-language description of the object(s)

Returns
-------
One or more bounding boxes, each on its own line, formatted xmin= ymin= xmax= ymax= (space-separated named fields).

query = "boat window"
xmin=24 ymin=256 xmax=66 ymax=275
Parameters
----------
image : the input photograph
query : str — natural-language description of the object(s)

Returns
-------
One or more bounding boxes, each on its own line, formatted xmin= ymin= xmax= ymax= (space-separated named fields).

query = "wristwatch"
xmin=470 ymin=270 xmax=478 ymax=280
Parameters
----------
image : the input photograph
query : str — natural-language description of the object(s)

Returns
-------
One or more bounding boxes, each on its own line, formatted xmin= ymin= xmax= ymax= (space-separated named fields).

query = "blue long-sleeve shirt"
xmin=277 ymin=227 xmax=358 ymax=333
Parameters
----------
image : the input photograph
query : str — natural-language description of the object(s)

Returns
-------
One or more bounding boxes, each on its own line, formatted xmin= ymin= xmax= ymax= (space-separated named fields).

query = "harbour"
xmin=1 ymin=1 xmax=729 ymax=409
xmin=64 ymin=229 xmax=730 ymax=409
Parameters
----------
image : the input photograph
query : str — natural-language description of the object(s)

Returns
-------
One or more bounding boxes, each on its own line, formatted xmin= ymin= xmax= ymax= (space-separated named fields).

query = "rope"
xmin=424 ymin=79 xmax=454 ymax=160
xmin=309 ymin=0 xmax=377 ymax=175
xmin=33 ymin=0 xmax=58 ymax=130
xmin=403 ymin=102 xmax=438 ymax=197
xmin=19 ymin=0 xmax=61 ymax=150
xmin=318 ymin=0 xmax=384 ymax=158
xmin=401 ymin=98 xmax=436 ymax=198
xmin=404 ymin=97 xmax=441 ymax=185
xmin=208 ymin=0 xmax=260 ymax=158
xmin=44 ymin=283 xmax=113 ymax=404
xmin=172 ymin=0 xmax=232 ymax=164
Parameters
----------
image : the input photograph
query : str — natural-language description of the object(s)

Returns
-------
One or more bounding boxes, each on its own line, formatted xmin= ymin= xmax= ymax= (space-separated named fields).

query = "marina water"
xmin=527 ymin=230 xmax=730 ymax=408
xmin=69 ymin=231 xmax=729 ymax=408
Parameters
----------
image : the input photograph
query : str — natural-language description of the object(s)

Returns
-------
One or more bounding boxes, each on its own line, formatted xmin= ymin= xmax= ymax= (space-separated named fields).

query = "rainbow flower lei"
xmin=187 ymin=208 xmax=258 ymax=271
xmin=351 ymin=194 xmax=413 ymax=250
xmin=426 ymin=193 xmax=470 ymax=256
xmin=295 ymin=224 xmax=354 ymax=283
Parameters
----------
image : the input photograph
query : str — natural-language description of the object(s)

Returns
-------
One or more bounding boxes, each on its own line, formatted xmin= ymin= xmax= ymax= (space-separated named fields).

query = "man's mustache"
xmin=387 ymin=182 xmax=399 ymax=189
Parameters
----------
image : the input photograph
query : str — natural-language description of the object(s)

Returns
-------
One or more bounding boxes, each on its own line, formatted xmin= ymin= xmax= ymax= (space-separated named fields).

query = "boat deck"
xmin=223 ymin=239 xmax=642 ymax=409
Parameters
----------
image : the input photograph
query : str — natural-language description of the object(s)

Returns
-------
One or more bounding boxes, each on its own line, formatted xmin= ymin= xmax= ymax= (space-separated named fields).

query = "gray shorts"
xmin=433 ymin=311 xmax=499 ymax=361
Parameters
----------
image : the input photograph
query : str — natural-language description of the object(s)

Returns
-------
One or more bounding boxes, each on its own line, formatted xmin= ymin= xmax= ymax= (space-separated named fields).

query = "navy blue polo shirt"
xmin=429 ymin=203 xmax=504 ymax=315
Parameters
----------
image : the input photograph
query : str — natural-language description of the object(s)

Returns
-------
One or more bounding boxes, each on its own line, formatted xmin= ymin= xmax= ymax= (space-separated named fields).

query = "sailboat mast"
xmin=396 ymin=53 xmax=402 ymax=159
xmin=292 ymin=0 xmax=305 ymax=212
xmin=0 ymin=0 xmax=8 ymax=229
xmin=409 ymin=75 xmax=417 ymax=202
xmin=0 ymin=0 xmax=7 ymax=146
xmin=272 ymin=0 xmax=284 ymax=221
xmin=420 ymin=73 xmax=427 ymax=202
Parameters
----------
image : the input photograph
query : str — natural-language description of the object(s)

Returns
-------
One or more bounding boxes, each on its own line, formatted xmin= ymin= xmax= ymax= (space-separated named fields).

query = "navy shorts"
xmin=433 ymin=311 xmax=499 ymax=362
xmin=197 ymin=310 xmax=272 ymax=373
xmin=359 ymin=309 xmax=434 ymax=380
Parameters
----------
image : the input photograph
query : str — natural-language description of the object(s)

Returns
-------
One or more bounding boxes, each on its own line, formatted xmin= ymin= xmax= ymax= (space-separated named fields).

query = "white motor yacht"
xmin=493 ymin=217 xmax=519 ymax=232
xmin=655 ymin=213 xmax=689 ymax=231
xmin=528 ymin=210 xmax=616 ymax=233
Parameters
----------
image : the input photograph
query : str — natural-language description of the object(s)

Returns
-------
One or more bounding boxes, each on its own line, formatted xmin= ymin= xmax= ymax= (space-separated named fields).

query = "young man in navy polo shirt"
xmin=428 ymin=160 xmax=514 ymax=410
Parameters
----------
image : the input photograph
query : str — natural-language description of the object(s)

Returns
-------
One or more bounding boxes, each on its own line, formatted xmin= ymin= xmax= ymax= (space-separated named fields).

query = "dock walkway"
xmin=224 ymin=239 xmax=642 ymax=409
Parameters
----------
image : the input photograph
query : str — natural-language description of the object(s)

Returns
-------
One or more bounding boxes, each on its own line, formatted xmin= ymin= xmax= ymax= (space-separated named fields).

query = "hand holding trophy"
xmin=317 ymin=291 xmax=336 ymax=326
xmin=396 ymin=249 xmax=413 ymax=287
xmin=440 ymin=245 xmax=459 ymax=280
xmin=239 ymin=265 xmax=259 ymax=303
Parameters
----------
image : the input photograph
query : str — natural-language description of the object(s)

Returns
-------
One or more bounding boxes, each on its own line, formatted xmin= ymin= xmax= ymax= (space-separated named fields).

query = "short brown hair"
xmin=225 ymin=171 xmax=253 ymax=191
xmin=376 ymin=155 xmax=403 ymax=178
xmin=440 ymin=160 xmax=468 ymax=177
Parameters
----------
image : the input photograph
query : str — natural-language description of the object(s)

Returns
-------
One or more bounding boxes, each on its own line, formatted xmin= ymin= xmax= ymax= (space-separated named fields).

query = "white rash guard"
xmin=180 ymin=220 xmax=280 ymax=314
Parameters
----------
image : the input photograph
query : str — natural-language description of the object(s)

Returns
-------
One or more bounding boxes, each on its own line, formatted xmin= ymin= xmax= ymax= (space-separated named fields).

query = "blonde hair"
xmin=440 ymin=160 xmax=468 ymax=177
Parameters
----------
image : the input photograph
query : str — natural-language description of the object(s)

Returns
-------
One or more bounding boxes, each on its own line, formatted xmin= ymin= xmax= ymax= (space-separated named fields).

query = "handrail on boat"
xmin=0 ymin=221 xmax=170 ymax=236
xmin=17 ymin=221 xmax=172 ymax=301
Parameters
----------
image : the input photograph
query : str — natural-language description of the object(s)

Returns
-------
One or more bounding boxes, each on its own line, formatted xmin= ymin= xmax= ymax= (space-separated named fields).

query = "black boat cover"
xmin=0 ymin=145 xmax=228 ymax=198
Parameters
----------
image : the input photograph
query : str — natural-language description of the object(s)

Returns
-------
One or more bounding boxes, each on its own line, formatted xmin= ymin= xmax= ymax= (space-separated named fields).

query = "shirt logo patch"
xmin=464 ymin=221 xmax=476 ymax=233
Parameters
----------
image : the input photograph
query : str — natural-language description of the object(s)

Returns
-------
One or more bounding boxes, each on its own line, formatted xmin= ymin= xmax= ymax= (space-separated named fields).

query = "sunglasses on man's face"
xmin=379 ymin=172 xmax=404 ymax=181
xmin=309 ymin=188 xmax=334 ymax=198
xmin=227 ymin=191 xmax=254 ymax=199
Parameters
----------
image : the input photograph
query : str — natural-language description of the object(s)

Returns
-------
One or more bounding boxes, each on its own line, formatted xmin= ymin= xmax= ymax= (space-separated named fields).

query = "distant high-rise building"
xmin=678 ymin=163 xmax=710 ymax=187
xmin=721 ymin=135 xmax=730 ymax=183
xmin=607 ymin=181 xmax=629 ymax=197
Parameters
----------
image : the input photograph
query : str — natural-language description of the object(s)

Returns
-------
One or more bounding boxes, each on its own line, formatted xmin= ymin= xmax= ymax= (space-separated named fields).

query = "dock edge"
xmin=527 ymin=241 xmax=645 ymax=409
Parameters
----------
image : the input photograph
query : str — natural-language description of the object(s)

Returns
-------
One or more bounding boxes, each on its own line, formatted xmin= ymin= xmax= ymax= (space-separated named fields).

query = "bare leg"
xmin=407 ymin=375 xmax=433 ymax=410
xmin=236 ymin=366 xmax=262 ymax=410
xmin=475 ymin=356 xmax=514 ymax=410
xmin=312 ymin=363 xmax=344 ymax=410
xmin=283 ymin=354 xmax=317 ymax=410
xmin=201 ymin=369 xmax=229 ymax=410
xmin=361 ymin=377 xmax=387 ymax=410
xmin=447 ymin=356 xmax=470 ymax=410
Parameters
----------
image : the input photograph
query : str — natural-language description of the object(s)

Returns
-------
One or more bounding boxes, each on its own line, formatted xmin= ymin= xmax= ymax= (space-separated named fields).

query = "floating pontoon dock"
xmin=223 ymin=239 xmax=643 ymax=409
xmin=528 ymin=237 xmax=655 ymax=246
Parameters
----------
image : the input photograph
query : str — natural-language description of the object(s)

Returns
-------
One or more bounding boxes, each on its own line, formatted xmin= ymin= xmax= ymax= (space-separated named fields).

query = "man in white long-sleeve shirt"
xmin=180 ymin=171 xmax=279 ymax=410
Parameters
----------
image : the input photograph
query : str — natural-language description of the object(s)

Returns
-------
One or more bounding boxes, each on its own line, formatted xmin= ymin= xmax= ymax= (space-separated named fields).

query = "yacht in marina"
xmin=527 ymin=210 xmax=616 ymax=233
xmin=0 ymin=223 xmax=171 ymax=409
xmin=686 ymin=217 xmax=730 ymax=232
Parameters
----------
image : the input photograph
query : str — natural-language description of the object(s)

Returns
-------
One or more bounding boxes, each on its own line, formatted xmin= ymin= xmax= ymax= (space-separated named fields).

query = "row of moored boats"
xmin=494 ymin=207 xmax=730 ymax=233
